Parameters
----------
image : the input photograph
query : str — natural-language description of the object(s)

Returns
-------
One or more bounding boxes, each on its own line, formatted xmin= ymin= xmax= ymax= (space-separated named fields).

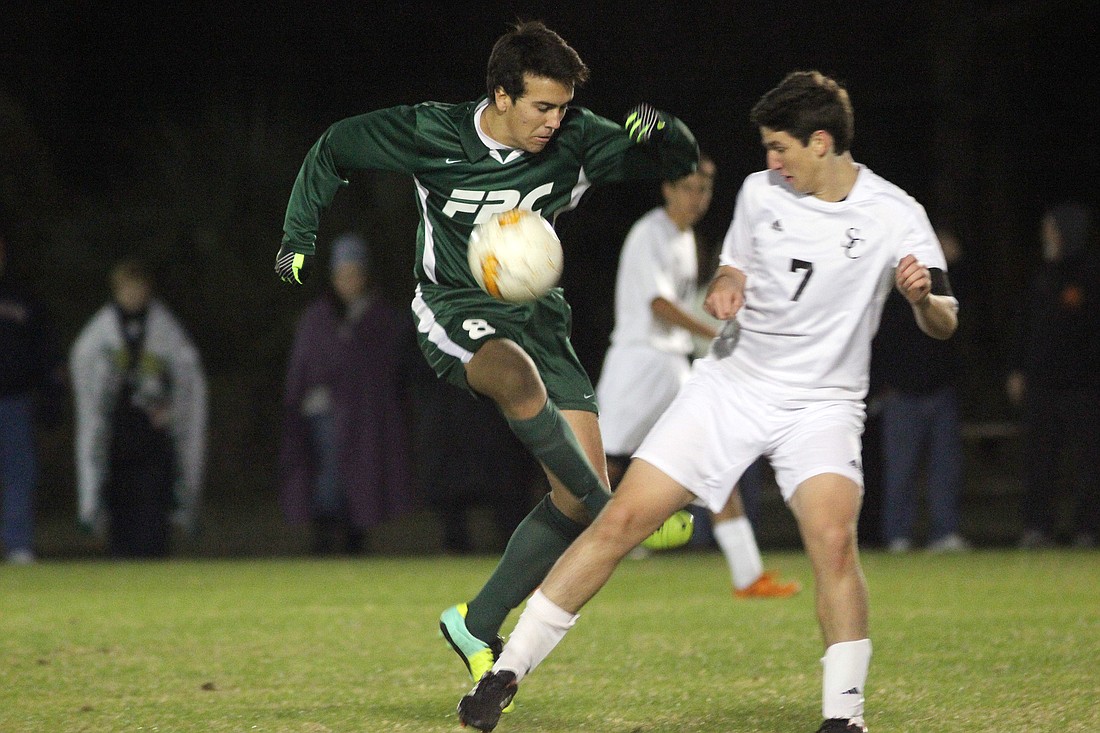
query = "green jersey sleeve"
xmin=281 ymin=106 xmax=419 ymax=251
xmin=567 ymin=107 xmax=699 ymax=188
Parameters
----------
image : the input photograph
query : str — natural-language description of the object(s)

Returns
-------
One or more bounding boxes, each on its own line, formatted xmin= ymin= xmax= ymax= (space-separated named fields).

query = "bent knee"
xmin=589 ymin=501 xmax=659 ymax=549
xmin=807 ymin=523 xmax=860 ymax=572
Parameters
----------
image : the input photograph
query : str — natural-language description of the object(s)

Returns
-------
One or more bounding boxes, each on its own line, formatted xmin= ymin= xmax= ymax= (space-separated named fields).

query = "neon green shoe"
xmin=641 ymin=509 xmax=695 ymax=551
xmin=439 ymin=603 xmax=515 ymax=713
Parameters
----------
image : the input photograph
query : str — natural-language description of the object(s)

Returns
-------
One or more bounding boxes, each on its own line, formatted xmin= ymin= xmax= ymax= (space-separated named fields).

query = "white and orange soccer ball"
xmin=467 ymin=209 xmax=564 ymax=303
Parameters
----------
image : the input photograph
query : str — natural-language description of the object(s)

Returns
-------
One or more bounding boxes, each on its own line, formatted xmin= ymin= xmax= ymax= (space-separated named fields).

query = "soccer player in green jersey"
xmin=276 ymin=20 xmax=698 ymax=706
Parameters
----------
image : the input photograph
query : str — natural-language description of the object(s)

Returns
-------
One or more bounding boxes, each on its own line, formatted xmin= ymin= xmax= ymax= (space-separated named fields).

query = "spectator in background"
xmin=0 ymin=231 xmax=65 ymax=564
xmin=71 ymin=258 xmax=207 ymax=558
xmin=872 ymin=227 xmax=970 ymax=553
xmin=599 ymin=155 xmax=799 ymax=597
xmin=280 ymin=233 xmax=416 ymax=555
xmin=1007 ymin=202 xmax=1100 ymax=549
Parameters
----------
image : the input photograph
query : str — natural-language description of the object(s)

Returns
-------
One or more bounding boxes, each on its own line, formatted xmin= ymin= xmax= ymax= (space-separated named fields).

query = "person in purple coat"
xmin=279 ymin=233 xmax=416 ymax=554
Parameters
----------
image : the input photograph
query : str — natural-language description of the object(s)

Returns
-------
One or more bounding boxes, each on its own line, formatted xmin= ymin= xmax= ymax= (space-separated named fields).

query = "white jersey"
xmin=713 ymin=165 xmax=950 ymax=401
xmin=597 ymin=206 xmax=699 ymax=455
xmin=607 ymin=207 xmax=699 ymax=355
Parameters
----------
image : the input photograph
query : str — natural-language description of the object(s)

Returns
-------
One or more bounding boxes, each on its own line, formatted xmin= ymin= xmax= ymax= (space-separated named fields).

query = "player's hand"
xmin=275 ymin=242 xmax=314 ymax=285
xmin=895 ymin=254 xmax=931 ymax=305
xmin=704 ymin=266 xmax=746 ymax=320
xmin=623 ymin=103 xmax=669 ymax=144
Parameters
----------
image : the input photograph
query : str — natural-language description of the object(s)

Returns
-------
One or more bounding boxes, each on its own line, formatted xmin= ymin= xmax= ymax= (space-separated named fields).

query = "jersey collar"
xmin=459 ymin=98 xmax=525 ymax=165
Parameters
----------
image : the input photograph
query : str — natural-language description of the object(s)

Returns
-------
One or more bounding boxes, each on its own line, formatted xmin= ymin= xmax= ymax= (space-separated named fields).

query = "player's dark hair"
xmin=486 ymin=20 xmax=590 ymax=101
xmin=665 ymin=152 xmax=714 ymax=185
xmin=750 ymin=71 xmax=854 ymax=154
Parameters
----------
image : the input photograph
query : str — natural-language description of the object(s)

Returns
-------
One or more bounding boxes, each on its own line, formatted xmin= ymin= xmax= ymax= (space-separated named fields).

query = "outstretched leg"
xmin=499 ymin=460 xmax=691 ymax=677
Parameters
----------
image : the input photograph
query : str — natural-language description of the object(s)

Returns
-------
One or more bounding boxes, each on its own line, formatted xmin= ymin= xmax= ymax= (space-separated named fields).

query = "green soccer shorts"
xmin=411 ymin=282 xmax=598 ymax=413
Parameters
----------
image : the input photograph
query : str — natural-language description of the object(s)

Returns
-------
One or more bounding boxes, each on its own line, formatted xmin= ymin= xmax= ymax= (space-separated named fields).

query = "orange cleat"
xmin=733 ymin=570 xmax=802 ymax=599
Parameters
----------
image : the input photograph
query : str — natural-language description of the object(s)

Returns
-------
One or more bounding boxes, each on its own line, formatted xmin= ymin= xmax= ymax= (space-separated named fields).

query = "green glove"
xmin=623 ymin=103 xmax=668 ymax=144
xmin=275 ymin=242 xmax=314 ymax=285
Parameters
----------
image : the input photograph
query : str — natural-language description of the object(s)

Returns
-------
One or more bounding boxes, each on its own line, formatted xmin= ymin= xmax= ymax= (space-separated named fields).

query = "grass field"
xmin=1 ymin=549 xmax=1097 ymax=733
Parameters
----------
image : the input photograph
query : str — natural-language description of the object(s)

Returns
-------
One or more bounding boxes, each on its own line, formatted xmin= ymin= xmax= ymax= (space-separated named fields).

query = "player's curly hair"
xmin=750 ymin=71 xmax=855 ymax=154
xmin=486 ymin=20 xmax=590 ymax=102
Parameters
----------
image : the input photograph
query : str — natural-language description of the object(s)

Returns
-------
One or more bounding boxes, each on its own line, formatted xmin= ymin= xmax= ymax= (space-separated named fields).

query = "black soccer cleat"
xmin=457 ymin=670 xmax=518 ymax=732
xmin=816 ymin=718 xmax=868 ymax=733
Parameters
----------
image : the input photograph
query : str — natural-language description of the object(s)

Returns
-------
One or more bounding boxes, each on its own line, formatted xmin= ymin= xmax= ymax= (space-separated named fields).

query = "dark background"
xmin=2 ymin=0 xmax=1097 ymax=554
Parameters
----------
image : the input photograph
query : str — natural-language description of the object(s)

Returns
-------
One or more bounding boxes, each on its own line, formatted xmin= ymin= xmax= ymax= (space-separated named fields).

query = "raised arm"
xmin=895 ymin=254 xmax=958 ymax=340
xmin=277 ymin=106 xmax=417 ymax=284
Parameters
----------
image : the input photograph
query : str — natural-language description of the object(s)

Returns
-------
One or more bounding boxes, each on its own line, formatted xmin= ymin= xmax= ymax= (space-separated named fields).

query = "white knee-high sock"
xmin=712 ymin=516 xmax=763 ymax=590
xmin=494 ymin=590 xmax=578 ymax=683
xmin=821 ymin=638 xmax=872 ymax=721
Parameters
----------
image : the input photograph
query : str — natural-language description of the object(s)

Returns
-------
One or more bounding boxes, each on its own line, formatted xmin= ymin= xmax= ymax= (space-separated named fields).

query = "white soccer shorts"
xmin=596 ymin=345 xmax=690 ymax=456
xmin=633 ymin=358 xmax=866 ymax=512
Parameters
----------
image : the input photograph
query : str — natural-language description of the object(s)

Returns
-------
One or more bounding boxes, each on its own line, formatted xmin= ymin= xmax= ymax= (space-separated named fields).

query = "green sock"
xmin=466 ymin=494 xmax=586 ymax=642
xmin=506 ymin=400 xmax=609 ymax=517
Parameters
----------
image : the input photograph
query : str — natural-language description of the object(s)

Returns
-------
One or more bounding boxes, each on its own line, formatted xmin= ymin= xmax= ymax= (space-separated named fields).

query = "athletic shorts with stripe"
xmin=411 ymin=282 xmax=598 ymax=414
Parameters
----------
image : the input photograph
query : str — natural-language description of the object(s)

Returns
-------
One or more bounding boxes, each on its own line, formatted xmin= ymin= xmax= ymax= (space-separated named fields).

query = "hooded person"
xmin=279 ymin=232 xmax=417 ymax=554
xmin=1008 ymin=201 xmax=1100 ymax=548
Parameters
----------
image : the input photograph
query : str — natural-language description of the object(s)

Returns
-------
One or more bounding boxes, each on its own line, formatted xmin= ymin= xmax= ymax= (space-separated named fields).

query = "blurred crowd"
xmin=1 ymin=200 xmax=1097 ymax=563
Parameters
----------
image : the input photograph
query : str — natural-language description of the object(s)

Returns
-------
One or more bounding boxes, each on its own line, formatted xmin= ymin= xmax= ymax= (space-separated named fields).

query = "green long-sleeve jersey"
xmin=282 ymin=98 xmax=698 ymax=290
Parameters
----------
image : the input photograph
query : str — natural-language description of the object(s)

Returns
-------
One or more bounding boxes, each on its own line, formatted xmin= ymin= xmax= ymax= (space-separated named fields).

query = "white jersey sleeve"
xmin=710 ymin=165 xmax=951 ymax=400
xmin=719 ymin=183 xmax=756 ymax=273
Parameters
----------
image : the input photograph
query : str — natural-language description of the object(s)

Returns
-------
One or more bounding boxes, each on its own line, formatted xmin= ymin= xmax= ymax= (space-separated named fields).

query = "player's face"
xmin=331 ymin=262 xmax=367 ymax=304
xmin=663 ymin=160 xmax=715 ymax=228
xmin=112 ymin=279 xmax=152 ymax=314
xmin=760 ymin=128 xmax=822 ymax=195
xmin=494 ymin=74 xmax=573 ymax=153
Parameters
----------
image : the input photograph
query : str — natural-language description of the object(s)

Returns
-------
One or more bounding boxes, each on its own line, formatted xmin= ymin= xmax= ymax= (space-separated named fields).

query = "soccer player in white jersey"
xmin=458 ymin=70 xmax=959 ymax=733
xmin=597 ymin=153 xmax=800 ymax=597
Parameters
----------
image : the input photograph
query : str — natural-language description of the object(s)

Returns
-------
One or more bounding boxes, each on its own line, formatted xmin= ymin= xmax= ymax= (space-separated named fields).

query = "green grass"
xmin=1 ymin=550 xmax=1097 ymax=732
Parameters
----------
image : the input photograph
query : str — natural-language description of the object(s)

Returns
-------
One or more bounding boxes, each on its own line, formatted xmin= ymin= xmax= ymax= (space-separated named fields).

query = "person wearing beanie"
xmin=279 ymin=232 xmax=416 ymax=554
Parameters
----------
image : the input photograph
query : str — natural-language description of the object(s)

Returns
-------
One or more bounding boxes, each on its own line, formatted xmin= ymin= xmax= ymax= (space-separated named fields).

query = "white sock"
xmin=821 ymin=638 xmax=872 ymax=721
xmin=712 ymin=516 xmax=763 ymax=590
xmin=494 ymin=590 xmax=578 ymax=683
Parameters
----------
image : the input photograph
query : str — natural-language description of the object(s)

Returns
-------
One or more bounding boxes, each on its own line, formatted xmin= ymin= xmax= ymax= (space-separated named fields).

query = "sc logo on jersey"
xmin=441 ymin=183 xmax=554 ymax=224
xmin=842 ymin=227 xmax=864 ymax=259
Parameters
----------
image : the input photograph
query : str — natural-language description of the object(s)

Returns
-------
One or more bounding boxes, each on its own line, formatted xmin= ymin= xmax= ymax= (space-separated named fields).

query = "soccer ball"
xmin=640 ymin=509 xmax=694 ymax=551
xmin=467 ymin=209 xmax=564 ymax=302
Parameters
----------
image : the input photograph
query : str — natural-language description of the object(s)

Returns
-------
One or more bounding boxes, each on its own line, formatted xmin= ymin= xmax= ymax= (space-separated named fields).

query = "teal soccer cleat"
xmin=440 ymin=603 xmax=514 ymax=713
